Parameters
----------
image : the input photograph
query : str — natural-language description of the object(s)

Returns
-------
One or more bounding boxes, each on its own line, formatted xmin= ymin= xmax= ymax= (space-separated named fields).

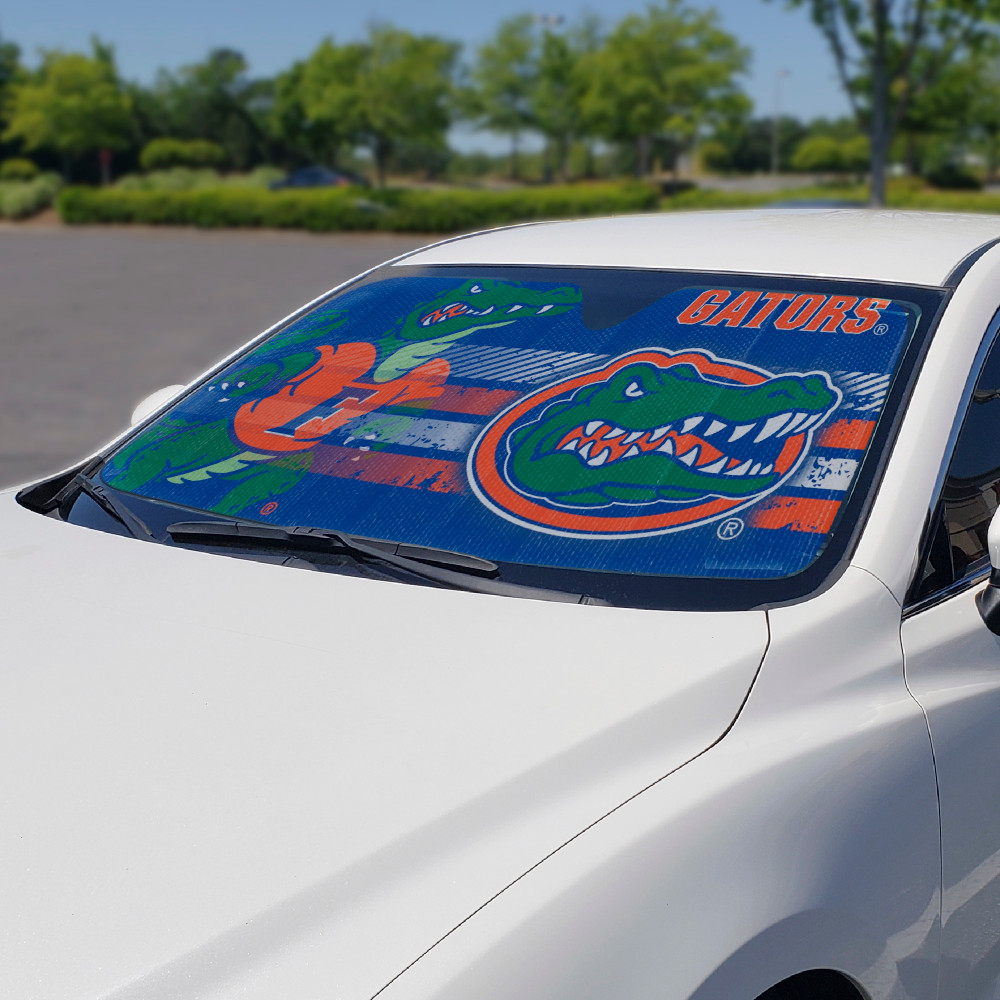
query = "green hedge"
xmin=0 ymin=173 xmax=62 ymax=219
xmin=0 ymin=157 xmax=39 ymax=181
xmin=57 ymin=181 xmax=659 ymax=233
xmin=114 ymin=165 xmax=285 ymax=192
xmin=890 ymin=188 xmax=1000 ymax=213
xmin=139 ymin=138 xmax=225 ymax=171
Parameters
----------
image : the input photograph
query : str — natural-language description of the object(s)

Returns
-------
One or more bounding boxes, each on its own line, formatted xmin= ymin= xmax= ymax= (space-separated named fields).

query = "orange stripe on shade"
xmin=311 ymin=444 xmax=465 ymax=493
xmin=405 ymin=385 xmax=520 ymax=416
xmin=750 ymin=496 xmax=841 ymax=534
xmin=817 ymin=418 xmax=875 ymax=451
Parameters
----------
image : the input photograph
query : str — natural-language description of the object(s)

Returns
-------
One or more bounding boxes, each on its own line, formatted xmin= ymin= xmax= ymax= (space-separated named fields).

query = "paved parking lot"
xmin=0 ymin=225 xmax=428 ymax=487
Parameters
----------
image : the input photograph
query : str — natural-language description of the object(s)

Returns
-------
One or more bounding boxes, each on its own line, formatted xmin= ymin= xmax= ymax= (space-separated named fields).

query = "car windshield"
xmin=98 ymin=264 xmax=944 ymax=609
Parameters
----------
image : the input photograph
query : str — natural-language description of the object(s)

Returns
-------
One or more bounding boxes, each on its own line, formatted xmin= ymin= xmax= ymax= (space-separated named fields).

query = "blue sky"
xmin=4 ymin=0 xmax=851 ymax=139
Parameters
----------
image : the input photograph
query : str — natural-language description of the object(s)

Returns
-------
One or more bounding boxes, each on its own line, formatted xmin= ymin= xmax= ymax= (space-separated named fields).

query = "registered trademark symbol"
xmin=717 ymin=517 xmax=745 ymax=540
xmin=260 ymin=502 xmax=279 ymax=516
xmin=873 ymin=323 xmax=889 ymax=335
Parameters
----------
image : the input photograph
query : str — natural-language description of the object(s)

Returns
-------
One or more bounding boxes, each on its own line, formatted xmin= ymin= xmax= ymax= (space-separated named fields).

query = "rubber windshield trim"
xmin=944 ymin=237 xmax=1000 ymax=288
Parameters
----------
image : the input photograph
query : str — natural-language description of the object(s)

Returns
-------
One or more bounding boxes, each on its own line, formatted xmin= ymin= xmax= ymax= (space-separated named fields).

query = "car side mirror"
xmin=130 ymin=384 xmax=184 ymax=426
xmin=977 ymin=508 xmax=1000 ymax=634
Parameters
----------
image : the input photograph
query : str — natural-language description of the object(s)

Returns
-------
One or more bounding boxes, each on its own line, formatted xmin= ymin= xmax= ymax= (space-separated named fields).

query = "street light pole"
xmin=771 ymin=69 xmax=789 ymax=175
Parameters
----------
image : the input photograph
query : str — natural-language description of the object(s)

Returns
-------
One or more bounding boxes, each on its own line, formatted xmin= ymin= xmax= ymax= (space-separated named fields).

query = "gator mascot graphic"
xmin=469 ymin=349 xmax=841 ymax=537
xmin=104 ymin=280 xmax=580 ymax=516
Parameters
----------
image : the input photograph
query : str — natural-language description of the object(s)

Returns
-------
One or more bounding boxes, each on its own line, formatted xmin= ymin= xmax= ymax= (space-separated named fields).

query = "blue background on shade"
xmin=103 ymin=275 xmax=918 ymax=580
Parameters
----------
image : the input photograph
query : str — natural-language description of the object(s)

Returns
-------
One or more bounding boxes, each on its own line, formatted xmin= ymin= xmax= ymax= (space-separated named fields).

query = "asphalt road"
xmin=0 ymin=225 xmax=429 ymax=488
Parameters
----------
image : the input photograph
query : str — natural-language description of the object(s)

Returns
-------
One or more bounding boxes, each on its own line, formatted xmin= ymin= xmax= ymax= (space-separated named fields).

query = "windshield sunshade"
xmin=98 ymin=266 xmax=942 ymax=603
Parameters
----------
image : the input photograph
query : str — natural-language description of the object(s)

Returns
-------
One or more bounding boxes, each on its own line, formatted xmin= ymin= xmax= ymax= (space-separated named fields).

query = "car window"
xmin=96 ymin=266 xmax=942 ymax=609
xmin=911 ymin=332 xmax=1000 ymax=604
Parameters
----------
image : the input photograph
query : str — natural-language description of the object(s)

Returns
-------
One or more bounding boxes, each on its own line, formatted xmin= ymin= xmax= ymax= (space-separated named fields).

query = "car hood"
xmin=0 ymin=492 xmax=768 ymax=1000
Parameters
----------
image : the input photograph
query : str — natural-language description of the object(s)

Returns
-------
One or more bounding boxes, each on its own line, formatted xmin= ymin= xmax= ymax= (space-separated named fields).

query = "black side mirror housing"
xmin=978 ymin=509 xmax=1000 ymax=634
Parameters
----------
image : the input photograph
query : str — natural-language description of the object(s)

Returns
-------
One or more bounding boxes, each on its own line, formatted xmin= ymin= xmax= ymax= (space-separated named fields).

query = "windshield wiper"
xmin=166 ymin=519 xmax=596 ymax=604
xmin=72 ymin=473 xmax=154 ymax=540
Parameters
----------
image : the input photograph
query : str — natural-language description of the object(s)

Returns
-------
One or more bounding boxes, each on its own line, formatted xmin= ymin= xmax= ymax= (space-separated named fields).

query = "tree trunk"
xmin=374 ymin=137 xmax=390 ymax=188
xmin=869 ymin=0 xmax=890 ymax=207
xmin=904 ymin=133 xmax=919 ymax=176
xmin=636 ymin=135 xmax=651 ymax=178
xmin=509 ymin=132 xmax=520 ymax=181
xmin=98 ymin=149 xmax=112 ymax=187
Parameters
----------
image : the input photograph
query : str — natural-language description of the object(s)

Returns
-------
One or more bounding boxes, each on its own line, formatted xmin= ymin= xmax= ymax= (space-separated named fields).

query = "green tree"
xmin=466 ymin=15 xmax=538 ymax=179
xmin=301 ymin=27 xmax=457 ymax=187
xmin=580 ymin=0 xmax=749 ymax=177
xmin=892 ymin=51 xmax=1000 ymax=179
xmin=270 ymin=56 xmax=350 ymax=167
xmin=710 ymin=115 xmax=808 ymax=173
xmin=840 ymin=133 xmax=871 ymax=172
xmin=791 ymin=134 xmax=844 ymax=171
xmin=3 ymin=41 xmax=131 ymax=180
xmin=531 ymin=16 xmax=603 ymax=181
xmin=291 ymin=41 xmax=366 ymax=168
xmin=965 ymin=61 xmax=1000 ymax=181
xmin=772 ymin=0 xmax=1000 ymax=206
xmin=0 ymin=34 xmax=24 ymax=163
xmin=139 ymin=137 xmax=225 ymax=171
xmin=146 ymin=49 xmax=271 ymax=169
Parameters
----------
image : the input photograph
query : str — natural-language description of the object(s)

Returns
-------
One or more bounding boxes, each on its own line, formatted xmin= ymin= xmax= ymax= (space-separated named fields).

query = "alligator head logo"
xmin=469 ymin=349 xmax=841 ymax=537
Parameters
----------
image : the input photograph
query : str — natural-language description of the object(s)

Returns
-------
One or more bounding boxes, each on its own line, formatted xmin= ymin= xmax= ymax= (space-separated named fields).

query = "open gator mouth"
xmin=555 ymin=408 xmax=828 ymax=479
xmin=499 ymin=355 xmax=842 ymax=508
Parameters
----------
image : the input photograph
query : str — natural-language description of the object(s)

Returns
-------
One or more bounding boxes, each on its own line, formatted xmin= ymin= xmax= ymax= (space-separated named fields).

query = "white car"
xmin=7 ymin=209 xmax=1000 ymax=1000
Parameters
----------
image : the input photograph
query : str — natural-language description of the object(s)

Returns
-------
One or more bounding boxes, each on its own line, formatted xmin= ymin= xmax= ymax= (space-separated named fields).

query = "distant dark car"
xmin=269 ymin=165 xmax=369 ymax=190
xmin=768 ymin=198 xmax=866 ymax=209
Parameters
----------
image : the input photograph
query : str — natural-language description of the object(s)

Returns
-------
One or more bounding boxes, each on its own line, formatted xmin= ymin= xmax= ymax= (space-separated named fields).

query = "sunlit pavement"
xmin=0 ymin=225 xmax=429 ymax=487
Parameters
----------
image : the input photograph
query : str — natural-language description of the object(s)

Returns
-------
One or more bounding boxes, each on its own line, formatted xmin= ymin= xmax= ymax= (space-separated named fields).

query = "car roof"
xmin=399 ymin=209 xmax=1000 ymax=288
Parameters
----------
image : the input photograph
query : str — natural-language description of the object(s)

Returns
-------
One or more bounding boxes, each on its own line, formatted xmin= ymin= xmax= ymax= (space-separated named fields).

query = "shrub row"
xmin=889 ymin=188 xmax=1000 ymax=213
xmin=0 ymin=173 xmax=62 ymax=219
xmin=114 ymin=165 xmax=285 ymax=193
xmin=139 ymin=138 xmax=225 ymax=172
xmin=57 ymin=181 xmax=659 ymax=233
xmin=0 ymin=157 xmax=40 ymax=181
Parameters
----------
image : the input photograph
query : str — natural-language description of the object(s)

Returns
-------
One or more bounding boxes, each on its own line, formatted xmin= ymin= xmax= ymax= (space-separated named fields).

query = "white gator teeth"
xmin=761 ymin=463 xmax=773 ymax=474
xmin=649 ymin=425 xmax=671 ymax=442
xmin=726 ymin=459 xmax=753 ymax=477
xmin=682 ymin=416 xmax=703 ymax=433
xmin=585 ymin=420 xmax=603 ymax=435
xmin=750 ymin=463 xmax=762 ymax=475
xmin=658 ymin=439 xmax=675 ymax=456
xmin=578 ymin=442 xmax=593 ymax=460
xmin=781 ymin=412 xmax=810 ymax=435
xmin=678 ymin=447 xmax=698 ymax=466
xmin=605 ymin=427 xmax=626 ymax=439
xmin=624 ymin=445 xmax=641 ymax=459
xmin=537 ymin=304 xmax=553 ymax=313
xmin=624 ymin=431 xmax=643 ymax=445
xmin=561 ymin=441 xmax=578 ymax=452
xmin=754 ymin=412 xmax=793 ymax=443
xmin=704 ymin=420 xmax=726 ymax=436
xmin=701 ymin=457 xmax=727 ymax=473
xmin=588 ymin=449 xmax=610 ymax=467
xmin=799 ymin=413 xmax=824 ymax=431
xmin=729 ymin=423 xmax=754 ymax=441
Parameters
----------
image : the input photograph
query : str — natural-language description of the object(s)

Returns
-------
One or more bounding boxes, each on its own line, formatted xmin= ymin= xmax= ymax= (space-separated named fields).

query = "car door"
xmin=902 ymin=328 xmax=1000 ymax=1000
